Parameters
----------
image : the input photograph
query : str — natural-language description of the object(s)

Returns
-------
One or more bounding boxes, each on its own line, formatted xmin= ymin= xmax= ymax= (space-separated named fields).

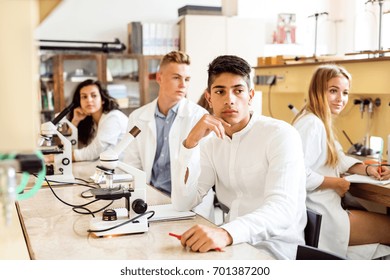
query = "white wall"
xmin=37 ymin=0 xmax=386 ymax=56
xmin=180 ymin=15 xmax=265 ymax=102
xmin=354 ymin=0 xmax=390 ymax=52
xmin=36 ymin=0 xmax=355 ymax=56
xmin=35 ymin=0 xmax=385 ymax=104
xmin=35 ymin=0 xmax=221 ymax=44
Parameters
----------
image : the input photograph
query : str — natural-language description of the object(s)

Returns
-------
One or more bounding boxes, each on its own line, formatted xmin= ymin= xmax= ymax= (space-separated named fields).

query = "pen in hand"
xmin=168 ymin=232 xmax=223 ymax=252
xmin=378 ymin=152 xmax=382 ymax=178
xmin=169 ymin=232 xmax=182 ymax=240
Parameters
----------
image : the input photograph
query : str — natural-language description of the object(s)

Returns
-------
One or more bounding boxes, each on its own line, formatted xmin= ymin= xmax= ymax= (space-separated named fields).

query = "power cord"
xmin=266 ymin=75 xmax=276 ymax=118
xmin=87 ymin=210 xmax=155 ymax=233
xmin=33 ymin=174 xmax=155 ymax=234
xmin=31 ymin=174 xmax=114 ymax=217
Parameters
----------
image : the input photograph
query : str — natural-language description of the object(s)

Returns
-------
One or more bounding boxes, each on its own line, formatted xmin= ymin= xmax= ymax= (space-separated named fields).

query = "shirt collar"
xmin=230 ymin=112 xmax=257 ymax=138
xmin=154 ymin=102 xmax=179 ymax=119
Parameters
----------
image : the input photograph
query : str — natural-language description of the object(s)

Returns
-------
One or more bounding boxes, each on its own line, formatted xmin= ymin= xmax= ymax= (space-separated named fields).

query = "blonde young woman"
xmin=293 ymin=64 xmax=390 ymax=259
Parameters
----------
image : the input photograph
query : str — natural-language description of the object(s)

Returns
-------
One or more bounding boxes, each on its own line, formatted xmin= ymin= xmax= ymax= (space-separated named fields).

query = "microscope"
xmin=57 ymin=116 xmax=78 ymax=148
xmin=89 ymin=126 xmax=149 ymax=237
xmin=39 ymin=103 xmax=75 ymax=183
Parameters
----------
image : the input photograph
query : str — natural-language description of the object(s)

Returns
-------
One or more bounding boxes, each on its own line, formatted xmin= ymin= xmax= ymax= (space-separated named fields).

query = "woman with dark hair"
xmin=69 ymin=79 xmax=128 ymax=161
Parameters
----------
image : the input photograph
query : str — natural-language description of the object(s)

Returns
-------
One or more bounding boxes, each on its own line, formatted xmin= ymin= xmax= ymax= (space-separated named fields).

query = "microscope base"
xmin=89 ymin=209 xmax=148 ymax=237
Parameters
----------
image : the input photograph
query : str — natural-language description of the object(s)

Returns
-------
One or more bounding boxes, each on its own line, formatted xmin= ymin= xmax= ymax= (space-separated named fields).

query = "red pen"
xmin=168 ymin=232 xmax=223 ymax=252
xmin=169 ymin=232 xmax=182 ymax=240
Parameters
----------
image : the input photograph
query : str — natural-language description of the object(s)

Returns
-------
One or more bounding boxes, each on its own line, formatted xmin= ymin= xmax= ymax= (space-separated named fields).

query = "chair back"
xmin=305 ymin=208 xmax=322 ymax=248
xmin=296 ymin=245 xmax=346 ymax=260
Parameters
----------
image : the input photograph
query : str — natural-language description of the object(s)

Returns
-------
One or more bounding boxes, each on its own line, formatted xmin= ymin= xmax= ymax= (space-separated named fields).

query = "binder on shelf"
xmin=128 ymin=21 xmax=143 ymax=54
xmin=127 ymin=21 xmax=179 ymax=55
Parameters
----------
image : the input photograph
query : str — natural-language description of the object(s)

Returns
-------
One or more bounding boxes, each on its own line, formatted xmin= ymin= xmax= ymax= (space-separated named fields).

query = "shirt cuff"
xmin=73 ymin=149 xmax=81 ymax=162
xmin=220 ymin=220 xmax=249 ymax=245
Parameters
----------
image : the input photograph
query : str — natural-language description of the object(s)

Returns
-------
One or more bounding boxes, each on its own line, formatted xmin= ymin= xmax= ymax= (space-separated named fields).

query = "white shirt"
xmin=293 ymin=113 xmax=385 ymax=258
xmin=172 ymin=114 xmax=307 ymax=260
xmin=122 ymin=98 xmax=215 ymax=221
xmin=73 ymin=110 xmax=128 ymax=161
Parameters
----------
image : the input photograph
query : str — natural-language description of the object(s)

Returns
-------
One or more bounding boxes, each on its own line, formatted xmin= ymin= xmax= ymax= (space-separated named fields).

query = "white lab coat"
xmin=73 ymin=110 xmax=128 ymax=161
xmin=294 ymin=113 xmax=390 ymax=259
xmin=173 ymin=114 xmax=307 ymax=260
xmin=123 ymin=98 xmax=215 ymax=221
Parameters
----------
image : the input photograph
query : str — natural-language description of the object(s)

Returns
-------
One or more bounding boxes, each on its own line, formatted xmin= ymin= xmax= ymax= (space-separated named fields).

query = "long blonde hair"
xmin=293 ymin=64 xmax=351 ymax=167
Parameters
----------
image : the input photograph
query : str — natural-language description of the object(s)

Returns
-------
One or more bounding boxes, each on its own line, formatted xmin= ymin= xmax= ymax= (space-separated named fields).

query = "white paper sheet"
xmin=344 ymin=174 xmax=390 ymax=186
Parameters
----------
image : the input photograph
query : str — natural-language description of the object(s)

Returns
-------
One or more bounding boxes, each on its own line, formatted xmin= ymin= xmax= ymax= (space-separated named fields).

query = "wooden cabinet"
xmin=39 ymin=53 xmax=105 ymax=121
xmin=102 ymin=54 xmax=162 ymax=115
xmin=39 ymin=53 xmax=162 ymax=122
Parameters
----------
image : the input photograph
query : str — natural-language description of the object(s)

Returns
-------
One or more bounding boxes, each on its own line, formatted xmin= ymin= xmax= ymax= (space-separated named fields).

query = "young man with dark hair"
xmin=172 ymin=55 xmax=307 ymax=259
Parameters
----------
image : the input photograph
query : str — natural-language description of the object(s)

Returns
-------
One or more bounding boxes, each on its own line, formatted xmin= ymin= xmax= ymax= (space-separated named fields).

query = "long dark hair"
xmin=68 ymin=79 xmax=120 ymax=145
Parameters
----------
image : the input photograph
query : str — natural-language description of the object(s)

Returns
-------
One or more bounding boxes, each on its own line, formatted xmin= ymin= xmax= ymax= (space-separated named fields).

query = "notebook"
xmin=344 ymin=174 xmax=390 ymax=186
xmin=148 ymin=204 xmax=195 ymax=222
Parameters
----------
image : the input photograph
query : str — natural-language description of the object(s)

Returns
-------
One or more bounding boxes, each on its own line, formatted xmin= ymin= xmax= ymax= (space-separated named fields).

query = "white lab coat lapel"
xmin=169 ymin=99 xmax=190 ymax=178
xmin=138 ymin=99 xmax=158 ymax=181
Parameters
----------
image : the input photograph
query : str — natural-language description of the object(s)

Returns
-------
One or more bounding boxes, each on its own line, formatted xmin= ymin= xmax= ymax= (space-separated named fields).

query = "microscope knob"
xmin=62 ymin=158 xmax=70 ymax=166
xmin=132 ymin=199 xmax=148 ymax=214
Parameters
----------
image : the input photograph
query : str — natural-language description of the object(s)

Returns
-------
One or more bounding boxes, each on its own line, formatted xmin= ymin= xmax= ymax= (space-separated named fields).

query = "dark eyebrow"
xmin=211 ymin=85 xmax=225 ymax=90
xmin=211 ymin=83 xmax=245 ymax=90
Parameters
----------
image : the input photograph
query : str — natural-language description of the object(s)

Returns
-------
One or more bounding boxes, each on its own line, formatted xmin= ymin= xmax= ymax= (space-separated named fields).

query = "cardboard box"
xmin=178 ymin=5 xmax=222 ymax=16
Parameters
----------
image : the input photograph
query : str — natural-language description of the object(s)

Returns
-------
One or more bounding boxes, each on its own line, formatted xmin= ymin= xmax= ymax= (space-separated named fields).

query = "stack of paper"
xmin=344 ymin=174 xmax=390 ymax=186
xmin=148 ymin=204 xmax=195 ymax=222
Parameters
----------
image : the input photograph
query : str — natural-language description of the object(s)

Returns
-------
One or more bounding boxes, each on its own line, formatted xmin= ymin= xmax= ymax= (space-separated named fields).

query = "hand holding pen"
xmin=169 ymin=224 xmax=231 ymax=252
xmin=367 ymin=163 xmax=390 ymax=181
xmin=169 ymin=232 xmax=223 ymax=252
xmin=377 ymin=164 xmax=390 ymax=180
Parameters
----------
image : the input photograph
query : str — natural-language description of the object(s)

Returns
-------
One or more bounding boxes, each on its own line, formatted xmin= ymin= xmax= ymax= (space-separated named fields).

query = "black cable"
xmin=72 ymin=201 xmax=114 ymax=217
xmin=75 ymin=176 xmax=98 ymax=185
xmin=267 ymin=84 xmax=274 ymax=118
xmin=80 ymin=189 xmax=94 ymax=199
xmin=87 ymin=210 xmax=155 ymax=233
xmin=44 ymin=178 xmax=97 ymax=189
xmin=33 ymin=174 xmax=154 ymax=230
xmin=40 ymin=175 xmax=114 ymax=217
